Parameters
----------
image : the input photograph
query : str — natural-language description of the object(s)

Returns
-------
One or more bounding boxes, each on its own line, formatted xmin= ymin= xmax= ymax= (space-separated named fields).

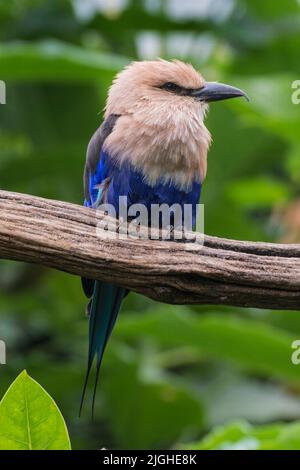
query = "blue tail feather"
xmin=79 ymin=280 xmax=125 ymax=416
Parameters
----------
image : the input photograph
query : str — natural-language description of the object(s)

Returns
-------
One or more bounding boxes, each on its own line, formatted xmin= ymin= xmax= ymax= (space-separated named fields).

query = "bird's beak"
xmin=192 ymin=81 xmax=249 ymax=103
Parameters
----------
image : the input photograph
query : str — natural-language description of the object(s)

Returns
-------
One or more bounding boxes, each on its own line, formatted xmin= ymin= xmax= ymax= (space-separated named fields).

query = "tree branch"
xmin=0 ymin=190 xmax=300 ymax=310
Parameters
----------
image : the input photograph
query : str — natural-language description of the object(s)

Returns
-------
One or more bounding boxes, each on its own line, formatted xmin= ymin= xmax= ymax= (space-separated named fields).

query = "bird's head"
xmin=104 ymin=59 xmax=247 ymax=189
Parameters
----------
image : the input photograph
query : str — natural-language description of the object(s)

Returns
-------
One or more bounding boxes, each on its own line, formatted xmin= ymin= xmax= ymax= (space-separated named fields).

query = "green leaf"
xmin=181 ymin=420 xmax=300 ymax=450
xmin=182 ymin=421 xmax=260 ymax=450
xmin=0 ymin=40 xmax=128 ymax=82
xmin=116 ymin=308 xmax=300 ymax=385
xmin=103 ymin=345 xmax=204 ymax=449
xmin=0 ymin=370 xmax=71 ymax=450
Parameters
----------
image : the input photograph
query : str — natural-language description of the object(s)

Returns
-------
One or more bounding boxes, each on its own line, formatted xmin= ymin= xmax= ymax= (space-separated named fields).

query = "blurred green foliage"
xmin=1 ymin=0 xmax=300 ymax=450
xmin=182 ymin=420 xmax=300 ymax=450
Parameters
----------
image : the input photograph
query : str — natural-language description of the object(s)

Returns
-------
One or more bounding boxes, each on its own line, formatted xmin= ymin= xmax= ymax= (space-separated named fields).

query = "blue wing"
xmin=81 ymin=117 xmax=126 ymax=416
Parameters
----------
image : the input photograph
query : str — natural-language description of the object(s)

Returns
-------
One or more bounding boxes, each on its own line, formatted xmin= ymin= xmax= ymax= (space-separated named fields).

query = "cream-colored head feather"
xmin=104 ymin=59 xmax=212 ymax=190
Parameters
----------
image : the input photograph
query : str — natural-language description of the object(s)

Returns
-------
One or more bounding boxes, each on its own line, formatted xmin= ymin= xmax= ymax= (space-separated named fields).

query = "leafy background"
xmin=1 ymin=0 xmax=300 ymax=450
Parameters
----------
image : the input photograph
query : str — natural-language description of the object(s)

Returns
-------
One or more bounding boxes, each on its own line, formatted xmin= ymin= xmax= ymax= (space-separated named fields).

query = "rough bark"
xmin=0 ymin=190 xmax=299 ymax=310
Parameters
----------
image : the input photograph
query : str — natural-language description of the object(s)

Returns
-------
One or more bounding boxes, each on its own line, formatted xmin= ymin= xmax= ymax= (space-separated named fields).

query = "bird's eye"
xmin=161 ymin=82 xmax=181 ymax=93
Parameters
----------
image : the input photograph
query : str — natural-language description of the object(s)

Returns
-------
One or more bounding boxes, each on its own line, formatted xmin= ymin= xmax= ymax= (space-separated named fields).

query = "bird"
xmin=80 ymin=59 xmax=247 ymax=414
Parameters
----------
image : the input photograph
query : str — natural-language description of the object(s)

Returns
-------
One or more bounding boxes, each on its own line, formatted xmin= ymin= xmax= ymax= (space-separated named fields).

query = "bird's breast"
xmin=103 ymin=111 xmax=211 ymax=190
